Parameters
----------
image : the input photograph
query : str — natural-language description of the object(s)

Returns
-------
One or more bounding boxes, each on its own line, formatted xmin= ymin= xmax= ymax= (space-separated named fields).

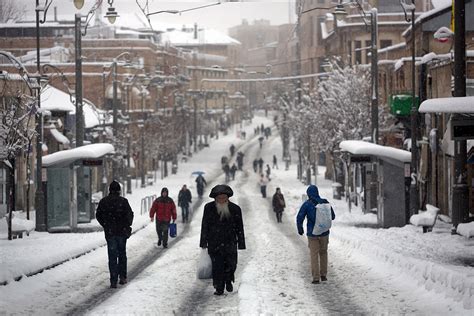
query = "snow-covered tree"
xmin=0 ymin=81 xmax=37 ymax=240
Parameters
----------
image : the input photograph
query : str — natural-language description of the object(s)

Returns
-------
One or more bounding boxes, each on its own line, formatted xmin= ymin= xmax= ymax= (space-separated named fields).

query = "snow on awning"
xmin=42 ymin=143 xmax=114 ymax=167
xmin=49 ymin=128 xmax=70 ymax=146
xmin=419 ymin=96 xmax=474 ymax=113
xmin=340 ymin=140 xmax=411 ymax=163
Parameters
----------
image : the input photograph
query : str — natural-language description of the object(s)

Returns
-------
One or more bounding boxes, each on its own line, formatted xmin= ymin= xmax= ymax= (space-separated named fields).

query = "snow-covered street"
xmin=1 ymin=115 xmax=473 ymax=315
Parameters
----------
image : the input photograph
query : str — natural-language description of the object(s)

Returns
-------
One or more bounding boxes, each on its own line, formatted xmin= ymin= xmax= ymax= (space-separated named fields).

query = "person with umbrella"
xmin=200 ymin=184 xmax=246 ymax=295
xmin=195 ymin=173 xmax=207 ymax=198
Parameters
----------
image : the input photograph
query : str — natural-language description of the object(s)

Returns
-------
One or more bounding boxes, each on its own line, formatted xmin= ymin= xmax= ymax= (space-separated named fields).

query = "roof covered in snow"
xmin=340 ymin=140 xmax=411 ymax=163
xmin=40 ymin=85 xmax=106 ymax=129
xmin=42 ymin=143 xmax=114 ymax=167
xmin=161 ymin=28 xmax=240 ymax=46
xmin=419 ymin=96 xmax=474 ymax=113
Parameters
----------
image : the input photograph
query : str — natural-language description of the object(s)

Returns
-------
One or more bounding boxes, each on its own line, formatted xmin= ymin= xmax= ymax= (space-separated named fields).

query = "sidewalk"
xmin=0 ymin=117 xmax=262 ymax=285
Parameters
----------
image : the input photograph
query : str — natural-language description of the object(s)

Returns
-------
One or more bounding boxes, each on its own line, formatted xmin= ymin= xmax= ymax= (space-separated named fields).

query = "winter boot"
xmin=214 ymin=289 xmax=224 ymax=295
xmin=225 ymin=281 xmax=233 ymax=293
xmin=312 ymin=280 xmax=320 ymax=284
xmin=321 ymin=276 xmax=327 ymax=282
xmin=119 ymin=277 xmax=128 ymax=285
xmin=110 ymin=283 xmax=117 ymax=289
xmin=158 ymin=239 xmax=162 ymax=246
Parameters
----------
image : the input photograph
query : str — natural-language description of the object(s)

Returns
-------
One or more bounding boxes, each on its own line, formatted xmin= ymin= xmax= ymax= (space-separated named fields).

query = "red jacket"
xmin=150 ymin=197 xmax=177 ymax=222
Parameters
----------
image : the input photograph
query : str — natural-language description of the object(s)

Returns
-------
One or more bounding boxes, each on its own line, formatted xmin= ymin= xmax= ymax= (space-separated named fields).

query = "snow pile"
xmin=1 ymin=212 xmax=35 ymax=232
xmin=332 ymin=226 xmax=474 ymax=309
xmin=410 ymin=204 xmax=439 ymax=227
xmin=457 ymin=222 xmax=474 ymax=238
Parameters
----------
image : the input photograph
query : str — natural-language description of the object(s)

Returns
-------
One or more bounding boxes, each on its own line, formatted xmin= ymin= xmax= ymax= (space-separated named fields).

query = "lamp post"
xmin=140 ymin=86 xmax=148 ymax=188
xmin=34 ymin=0 xmax=54 ymax=232
xmin=452 ymin=0 xmax=469 ymax=231
xmin=401 ymin=0 xmax=419 ymax=217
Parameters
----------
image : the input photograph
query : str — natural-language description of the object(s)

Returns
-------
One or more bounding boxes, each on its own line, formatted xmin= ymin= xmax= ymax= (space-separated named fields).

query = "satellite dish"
xmin=433 ymin=26 xmax=454 ymax=43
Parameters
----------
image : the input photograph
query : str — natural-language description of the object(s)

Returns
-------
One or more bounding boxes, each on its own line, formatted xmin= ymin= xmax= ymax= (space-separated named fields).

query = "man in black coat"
xmin=200 ymin=184 xmax=246 ymax=295
xmin=96 ymin=181 xmax=134 ymax=289
xmin=178 ymin=184 xmax=192 ymax=223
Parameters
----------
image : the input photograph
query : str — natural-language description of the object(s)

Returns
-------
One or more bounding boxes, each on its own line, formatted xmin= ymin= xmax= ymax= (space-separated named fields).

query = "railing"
xmin=141 ymin=194 xmax=157 ymax=215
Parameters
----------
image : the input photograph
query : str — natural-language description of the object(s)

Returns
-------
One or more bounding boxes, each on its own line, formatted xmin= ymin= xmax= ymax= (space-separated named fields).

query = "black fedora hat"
xmin=209 ymin=184 xmax=233 ymax=198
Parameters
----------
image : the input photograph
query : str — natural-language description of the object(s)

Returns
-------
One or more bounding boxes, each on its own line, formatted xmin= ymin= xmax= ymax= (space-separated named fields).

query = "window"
xmin=380 ymin=40 xmax=392 ymax=49
xmin=365 ymin=40 xmax=371 ymax=64
xmin=355 ymin=41 xmax=361 ymax=64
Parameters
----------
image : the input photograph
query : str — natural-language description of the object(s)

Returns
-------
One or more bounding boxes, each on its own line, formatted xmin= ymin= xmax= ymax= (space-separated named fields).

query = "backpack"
xmin=312 ymin=203 xmax=332 ymax=235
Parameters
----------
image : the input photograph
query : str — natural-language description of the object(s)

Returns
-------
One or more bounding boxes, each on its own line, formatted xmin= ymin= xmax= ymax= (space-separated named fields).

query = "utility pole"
xmin=112 ymin=62 xmax=118 ymax=181
xmin=370 ymin=8 xmax=379 ymax=144
xmin=452 ymin=0 xmax=469 ymax=232
xmin=75 ymin=13 xmax=85 ymax=222
xmin=35 ymin=0 xmax=46 ymax=231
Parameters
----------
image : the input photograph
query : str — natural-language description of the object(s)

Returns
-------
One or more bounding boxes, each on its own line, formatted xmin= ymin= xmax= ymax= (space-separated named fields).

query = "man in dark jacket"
xmin=296 ymin=185 xmax=335 ymax=284
xmin=195 ymin=174 xmax=207 ymax=198
xmin=178 ymin=184 xmax=192 ymax=223
xmin=96 ymin=181 xmax=134 ymax=288
xmin=200 ymin=184 xmax=246 ymax=295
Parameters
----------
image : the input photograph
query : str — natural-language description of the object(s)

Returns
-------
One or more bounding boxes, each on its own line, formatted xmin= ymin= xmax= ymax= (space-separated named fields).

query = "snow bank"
xmin=410 ymin=204 xmax=439 ymax=227
xmin=332 ymin=229 xmax=474 ymax=309
xmin=457 ymin=222 xmax=474 ymax=238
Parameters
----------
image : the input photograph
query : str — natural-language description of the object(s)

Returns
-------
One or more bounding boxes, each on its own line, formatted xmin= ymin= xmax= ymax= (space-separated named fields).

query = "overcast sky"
xmin=18 ymin=0 xmax=297 ymax=34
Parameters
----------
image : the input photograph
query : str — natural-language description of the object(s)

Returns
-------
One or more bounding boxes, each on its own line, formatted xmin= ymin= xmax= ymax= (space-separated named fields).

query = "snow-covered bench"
xmin=409 ymin=204 xmax=440 ymax=233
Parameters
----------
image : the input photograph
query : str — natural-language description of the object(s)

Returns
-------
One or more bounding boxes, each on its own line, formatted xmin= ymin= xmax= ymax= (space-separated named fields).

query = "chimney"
xmin=194 ymin=23 xmax=198 ymax=39
xmin=54 ymin=6 xmax=57 ymax=22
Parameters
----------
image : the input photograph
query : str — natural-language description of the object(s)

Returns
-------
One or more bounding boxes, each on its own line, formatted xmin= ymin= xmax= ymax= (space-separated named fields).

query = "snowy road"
xmin=1 ymin=118 xmax=469 ymax=315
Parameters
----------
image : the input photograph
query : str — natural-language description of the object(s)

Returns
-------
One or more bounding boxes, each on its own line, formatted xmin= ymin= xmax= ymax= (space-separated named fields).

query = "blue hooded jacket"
xmin=296 ymin=185 xmax=335 ymax=237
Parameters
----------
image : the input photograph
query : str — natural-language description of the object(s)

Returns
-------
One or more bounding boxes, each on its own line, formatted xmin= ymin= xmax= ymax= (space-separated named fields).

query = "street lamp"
xmin=400 ymin=0 xmax=419 ymax=217
xmin=139 ymin=85 xmax=149 ymax=188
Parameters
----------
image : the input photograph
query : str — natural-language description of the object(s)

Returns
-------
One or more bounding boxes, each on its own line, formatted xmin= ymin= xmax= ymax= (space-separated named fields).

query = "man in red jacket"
xmin=150 ymin=187 xmax=177 ymax=248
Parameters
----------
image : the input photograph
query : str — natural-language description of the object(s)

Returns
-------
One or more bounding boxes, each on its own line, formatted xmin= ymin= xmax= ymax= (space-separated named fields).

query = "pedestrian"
xmin=223 ymin=163 xmax=231 ymax=182
xmin=296 ymin=185 xmax=336 ymax=284
xmin=257 ymin=157 xmax=264 ymax=174
xmin=259 ymin=173 xmax=269 ymax=198
xmin=200 ymin=184 xmax=246 ymax=295
xmin=237 ymin=152 xmax=244 ymax=170
xmin=258 ymin=136 xmax=264 ymax=149
xmin=178 ymin=184 xmax=192 ymax=223
xmin=272 ymin=187 xmax=286 ymax=223
xmin=229 ymin=144 xmax=235 ymax=157
xmin=96 ymin=181 xmax=134 ymax=288
xmin=241 ymin=131 xmax=246 ymax=140
xmin=149 ymin=187 xmax=177 ymax=249
xmin=230 ymin=163 xmax=237 ymax=180
xmin=252 ymin=159 xmax=258 ymax=173
xmin=272 ymin=154 xmax=278 ymax=169
xmin=265 ymin=164 xmax=271 ymax=180
xmin=260 ymin=124 xmax=264 ymax=134
xmin=196 ymin=174 xmax=207 ymax=198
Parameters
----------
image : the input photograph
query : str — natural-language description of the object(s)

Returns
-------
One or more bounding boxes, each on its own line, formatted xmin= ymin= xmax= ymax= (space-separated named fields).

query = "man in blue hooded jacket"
xmin=296 ymin=185 xmax=335 ymax=284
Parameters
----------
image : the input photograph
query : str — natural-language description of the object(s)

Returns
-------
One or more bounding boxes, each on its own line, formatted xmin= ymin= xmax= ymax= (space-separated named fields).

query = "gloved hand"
xmin=298 ymin=227 xmax=304 ymax=236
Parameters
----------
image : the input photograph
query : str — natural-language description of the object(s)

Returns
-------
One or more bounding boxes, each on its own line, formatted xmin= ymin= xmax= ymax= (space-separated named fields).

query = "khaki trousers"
xmin=308 ymin=235 xmax=329 ymax=281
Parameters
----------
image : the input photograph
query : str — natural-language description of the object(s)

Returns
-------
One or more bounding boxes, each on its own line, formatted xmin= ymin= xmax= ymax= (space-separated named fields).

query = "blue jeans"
xmin=181 ymin=205 xmax=189 ymax=222
xmin=106 ymin=235 xmax=128 ymax=285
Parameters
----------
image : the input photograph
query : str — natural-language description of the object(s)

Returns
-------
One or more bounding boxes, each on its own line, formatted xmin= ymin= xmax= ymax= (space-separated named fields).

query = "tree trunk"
xmin=7 ymin=158 xmax=15 ymax=241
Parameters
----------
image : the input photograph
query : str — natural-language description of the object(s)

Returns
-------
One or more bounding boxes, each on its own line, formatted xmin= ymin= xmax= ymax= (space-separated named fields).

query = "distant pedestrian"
xmin=272 ymin=187 xmax=286 ymax=223
xmin=296 ymin=185 xmax=335 ymax=284
xmin=229 ymin=144 xmax=235 ymax=157
xmin=259 ymin=174 xmax=269 ymax=198
xmin=257 ymin=158 xmax=264 ymax=174
xmin=223 ymin=163 xmax=231 ymax=182
xmin=272 ymin=154 xmax=278 ymax=169
xmin=196 ymin=174 xmax=207 ymax=198
xmin=265 ymin=164 xmax=271 ymax=180
xmin=96 ymin=181 xmax=134 ymax=288
xmin=241 ymin=131 xmax=246 ymax=139
xmin=200 ymin=184 xmax=246 ymax=295
xmin=150 ymin=187 xmax=177 ymax=249
xmin=237 ymin=152 xmax=244 ymax=170
xmin=253 ymin=159 xmax=258 ymax=173
xmin=230 ymin=163 xmax=237 ymax=180
xmin=260 ymin=124 xmax=264 ymax=134
xmin=258 ymin=136 xmax=264 ymax=148
xmin=178 ymin=184 xmax=192 ymax=223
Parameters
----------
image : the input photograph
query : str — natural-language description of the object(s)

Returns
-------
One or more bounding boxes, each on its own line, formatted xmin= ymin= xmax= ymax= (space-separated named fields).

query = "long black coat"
xmin=96 ymin=192 xmax=134 ymax=238
xmin=200 ymin=201 xmax=246 ymax=254
xmin=178 ymin=189 xmax=192 ymax=207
